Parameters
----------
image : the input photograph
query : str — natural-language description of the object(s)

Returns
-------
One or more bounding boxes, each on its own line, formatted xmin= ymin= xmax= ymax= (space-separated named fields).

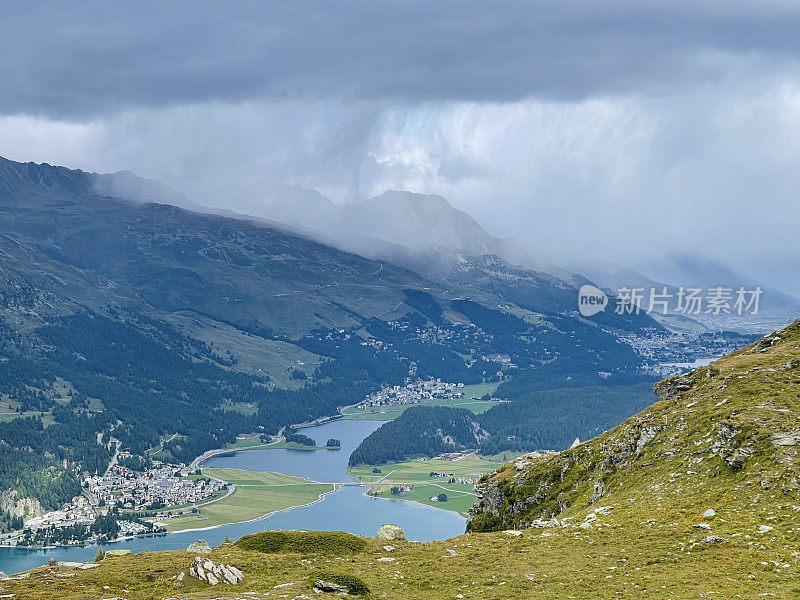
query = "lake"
xmin=0 ymin=419 xmax=467 ymax=574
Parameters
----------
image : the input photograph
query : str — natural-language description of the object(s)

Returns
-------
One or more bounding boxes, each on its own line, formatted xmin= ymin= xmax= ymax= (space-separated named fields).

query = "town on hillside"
xmin=0 ymin=452 xmax=224 ymax=548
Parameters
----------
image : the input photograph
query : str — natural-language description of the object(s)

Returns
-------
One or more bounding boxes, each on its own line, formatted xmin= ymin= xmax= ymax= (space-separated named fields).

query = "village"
xmin=357 ymin=378 xmax=466 ymax=410
xmin=0 ymin=455 xmax=224 ymax=547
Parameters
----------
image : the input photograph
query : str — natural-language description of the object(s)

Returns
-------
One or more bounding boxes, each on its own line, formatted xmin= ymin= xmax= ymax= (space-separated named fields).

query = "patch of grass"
xmin=310 ymin=571 xmax=370 ymax=595
xmin=350 ymin=454 xmax=503 ymax=484
xmin=162 ymin=469 xmax=333 ymax=531
xmin=371 ymin=482 xmax=478 ymax=514
xmin=236 ymin=530 xmax=367 ymax=555
xmin=164 ymin=310 xmax=322 ymax=388
xmin=221 ymin=402 xmax=259 ymax=416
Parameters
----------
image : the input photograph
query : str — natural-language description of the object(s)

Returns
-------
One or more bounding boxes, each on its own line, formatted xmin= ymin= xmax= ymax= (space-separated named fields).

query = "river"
xmin=0 ymin=419 xmax=467 ymax=574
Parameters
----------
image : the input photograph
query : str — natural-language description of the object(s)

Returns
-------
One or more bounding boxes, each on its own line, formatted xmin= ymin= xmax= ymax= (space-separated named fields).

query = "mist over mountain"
xmin=234 ymin=185 xmax=798 ymax=331
xmin=234 ymin=187 xmax=579 ymax=282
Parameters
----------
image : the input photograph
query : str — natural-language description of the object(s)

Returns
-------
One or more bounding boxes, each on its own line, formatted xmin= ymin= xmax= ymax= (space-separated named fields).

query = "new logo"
xmin=578 ymin=285 xmax=608 ymax=317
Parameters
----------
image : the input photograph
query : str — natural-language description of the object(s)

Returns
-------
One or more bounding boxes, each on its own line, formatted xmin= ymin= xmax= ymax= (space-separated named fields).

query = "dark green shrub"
xmin=236 ymin=530 xmax=366 ymax=554
xmin=309 ymin=571 xmax=370 ymax=595
xmin=466 ymin=512 xmax=504 ymax=532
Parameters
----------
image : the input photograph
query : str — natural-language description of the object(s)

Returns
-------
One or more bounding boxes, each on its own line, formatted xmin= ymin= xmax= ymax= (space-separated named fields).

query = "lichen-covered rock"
xmin=376 ymin=524 xmax=404 ymax=541
xmin=186 ymin=539 xmax=212 ymax=554
xmin=188 ymin=556 xmax=243 ymax=586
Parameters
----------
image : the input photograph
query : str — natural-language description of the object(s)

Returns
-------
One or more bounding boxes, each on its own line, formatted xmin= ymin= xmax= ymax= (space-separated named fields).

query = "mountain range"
xmin=221 ymin=184 xmax=798 ymax=325
xmin=0 ymin=155 xmax=661 ymax=518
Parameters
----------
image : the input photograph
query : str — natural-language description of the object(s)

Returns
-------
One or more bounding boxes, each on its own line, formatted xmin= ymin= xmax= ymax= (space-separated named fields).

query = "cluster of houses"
xmin=434 ymin=452 xmax=466 ymax=461
xmin=0 ymin=458 xmax=224 ymax=547
xmin=429 ymin=470 xmax=480 ymax=485
xmin=86 ymin=461 xmax=223 ymax=510
xmin=21 ymin=495 xmax=95 ymax=532
xmin=357 ymin=379 xmax=465 ymax=411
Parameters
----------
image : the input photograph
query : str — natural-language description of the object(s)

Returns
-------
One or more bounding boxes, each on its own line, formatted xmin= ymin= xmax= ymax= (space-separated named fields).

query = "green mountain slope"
xmin=468 ymin=319 xmax=800 ymax=542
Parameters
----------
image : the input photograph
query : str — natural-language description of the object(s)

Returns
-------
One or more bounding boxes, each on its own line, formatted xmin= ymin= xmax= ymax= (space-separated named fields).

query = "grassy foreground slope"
xmin=7 ymin=321 xmax=800 ymax=599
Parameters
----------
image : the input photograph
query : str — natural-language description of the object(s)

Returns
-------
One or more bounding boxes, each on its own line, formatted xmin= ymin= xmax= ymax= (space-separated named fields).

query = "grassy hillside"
xmin=468 ymin=318 xmax=800 ymax=534
xmin=9 ymin=321 xmax=800 ymax=598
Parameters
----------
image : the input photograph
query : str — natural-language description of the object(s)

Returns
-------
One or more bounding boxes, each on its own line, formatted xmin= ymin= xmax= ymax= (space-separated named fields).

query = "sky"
xmin=1 ymin=1 xmax=800 ymax=294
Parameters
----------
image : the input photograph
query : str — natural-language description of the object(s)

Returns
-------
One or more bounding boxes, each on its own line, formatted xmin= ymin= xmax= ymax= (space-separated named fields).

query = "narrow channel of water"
xmin=0 ymin=419 xmax=467 ymax=574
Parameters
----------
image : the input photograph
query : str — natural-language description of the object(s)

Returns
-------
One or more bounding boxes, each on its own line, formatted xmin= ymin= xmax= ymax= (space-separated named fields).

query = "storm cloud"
xmin=2 ymin=1 xmax=800 ymax=294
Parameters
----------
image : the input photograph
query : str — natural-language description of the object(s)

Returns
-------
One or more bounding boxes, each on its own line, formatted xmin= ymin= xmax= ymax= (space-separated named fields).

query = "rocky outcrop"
xmin=653 ymin=376 xmax=693 ymax=401
xmin=0 ymin=489 xmax=42 ymax=518
xmin=712 ymin=423 xmax=753 ymax=469
xmin=188 ymin=556 xmax=243 ymax=586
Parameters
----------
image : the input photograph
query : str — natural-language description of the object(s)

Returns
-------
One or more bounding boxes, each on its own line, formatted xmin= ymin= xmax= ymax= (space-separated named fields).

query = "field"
xmin=349 ymin=454 xmax=504 ymax=515
xmin=341 ymin=382 xmax=501 ymax=420
xmin=161 ymin=468 xmax=334 ymax=531
xmin=164 ymin=310 xmax=323 ymax=388
xmin=232 ymin=437 xmax=328 ymax=451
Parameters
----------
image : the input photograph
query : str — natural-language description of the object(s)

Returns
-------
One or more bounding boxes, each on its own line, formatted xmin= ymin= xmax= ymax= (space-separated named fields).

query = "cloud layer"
xmin=2 ymin=1 xmax=800 ymax=294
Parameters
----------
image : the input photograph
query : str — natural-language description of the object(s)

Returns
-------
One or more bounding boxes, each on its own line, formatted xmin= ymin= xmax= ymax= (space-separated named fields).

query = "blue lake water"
xmin=0 ymin=419 xmax=467 ymax=574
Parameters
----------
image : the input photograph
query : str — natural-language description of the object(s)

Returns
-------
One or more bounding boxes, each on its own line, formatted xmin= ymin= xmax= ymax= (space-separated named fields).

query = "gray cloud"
xmin=1 ymin=1 xmax=800 ymax=297
xmin=3 ymin=1 xmax=800 ymax=117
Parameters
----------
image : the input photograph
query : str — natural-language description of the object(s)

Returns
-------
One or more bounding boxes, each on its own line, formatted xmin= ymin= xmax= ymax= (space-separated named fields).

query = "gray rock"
xmin=186 ymin=539 xmax=212 ymax=554
xmin=726 ymin=446 xmax=752 ymax=469
xmin=591 ymin=481 xmax=606 ymax=503
xmin=188 ymin=556 xmax=243 ymax=586
xmin=703 ymin=509 xmax=716 ymax=518
xmin=756 ymin=336 xmax=780 ymax=353
xmin=693 ymin=523 xmax=712 ymax=530
xmin=376 ymin=524 xmax=405 ymax=541
xmin=501 ymin=530 xmax=523 ymax=537
xmin=702 ymin=536 xmax=724 ymax=544
xmin=314 ymin=579 xmax=350 ymax=594
xmin=773 ymin=430 xmax=800 ymax=447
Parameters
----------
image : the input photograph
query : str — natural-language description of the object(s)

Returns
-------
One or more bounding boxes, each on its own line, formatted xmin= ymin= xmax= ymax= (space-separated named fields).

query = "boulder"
xmin=57 ymin=561 xmax=99 ymax=570
xmin=314 ymin=579 xmax=350 ymax=594
xmin=501 ymin=530 xmax=523 ymax=538
xmin=186 ymin=539 xmax=212 ymax=554
xmin=702 ymin=536 xmax=725 ymax=544
xmin=188 ymin=556 xmax=243 ymax=586
xmin=376 ymin=524 xmax=405 ymax=541
xmin=703 ymin=509 xmax=716 ymax=518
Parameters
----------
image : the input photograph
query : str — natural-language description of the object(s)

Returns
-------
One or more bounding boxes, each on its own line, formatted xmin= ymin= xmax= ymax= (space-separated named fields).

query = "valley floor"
xmin=162 ymin=469 xmax=334 ymax=532
xmin=350 ymin=454 xmax=504 ymax=515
